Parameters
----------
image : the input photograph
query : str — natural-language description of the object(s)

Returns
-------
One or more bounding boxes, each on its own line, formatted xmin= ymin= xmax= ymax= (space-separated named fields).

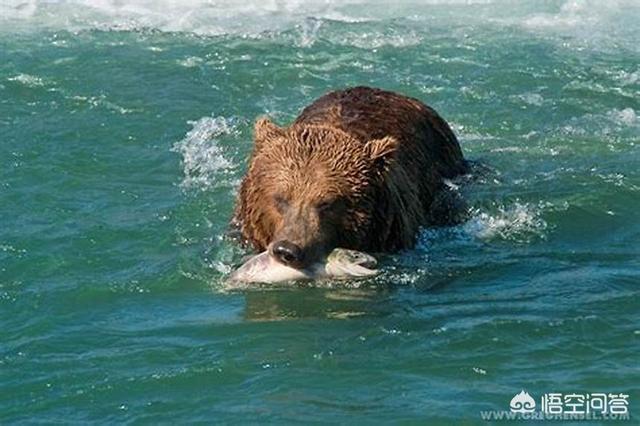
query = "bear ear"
xmin=367 ymin=135 xmax=398 ymax=167
xmin=254 ymin=116 xmax=284 ymax=150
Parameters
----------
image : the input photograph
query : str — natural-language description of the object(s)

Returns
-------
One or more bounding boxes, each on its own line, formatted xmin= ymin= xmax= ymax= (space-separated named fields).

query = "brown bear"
xmin=233 ymin=86 xmax=467 ymax=270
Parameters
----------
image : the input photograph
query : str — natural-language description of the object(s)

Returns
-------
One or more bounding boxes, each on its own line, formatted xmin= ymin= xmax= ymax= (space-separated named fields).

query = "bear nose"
xmin=271 ymin=240 xmax=304 ymax=268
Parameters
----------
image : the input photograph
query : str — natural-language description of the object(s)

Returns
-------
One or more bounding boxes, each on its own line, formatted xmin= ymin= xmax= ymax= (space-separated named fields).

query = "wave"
xmin=2 ymin=0 xmax=639 ymax=46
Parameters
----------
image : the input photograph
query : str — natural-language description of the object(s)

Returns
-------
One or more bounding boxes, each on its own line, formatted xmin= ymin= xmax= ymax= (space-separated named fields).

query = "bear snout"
xmin=270 ymin=240 xmax=305 ymax=269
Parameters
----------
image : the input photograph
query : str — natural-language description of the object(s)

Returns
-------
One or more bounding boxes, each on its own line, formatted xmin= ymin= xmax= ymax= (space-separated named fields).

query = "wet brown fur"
xmin=233 ymin=86 xmax=467 ymax=264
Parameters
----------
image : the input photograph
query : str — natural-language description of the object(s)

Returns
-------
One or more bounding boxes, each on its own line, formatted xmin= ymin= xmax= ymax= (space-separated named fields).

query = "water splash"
xmin=464 ymin=202 xmax=548 ymax=242
xmin=172 ymin=116 xmax=239 ymax=191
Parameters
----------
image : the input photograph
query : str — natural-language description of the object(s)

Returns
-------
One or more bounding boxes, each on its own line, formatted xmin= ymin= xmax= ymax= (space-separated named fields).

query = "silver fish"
xmin=228 ymin=248 xmax=378 ymax=284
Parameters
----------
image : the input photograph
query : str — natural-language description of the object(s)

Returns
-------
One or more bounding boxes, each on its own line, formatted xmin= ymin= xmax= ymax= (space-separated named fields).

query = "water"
xmin=1 ymin=0 xmax=639 ymax=423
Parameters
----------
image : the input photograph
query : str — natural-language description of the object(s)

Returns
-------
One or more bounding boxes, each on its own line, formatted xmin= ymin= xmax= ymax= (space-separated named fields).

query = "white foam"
xmin=612 ymin=69 xmax=640 ymax=86
xmin=554 ymin=107 xmax=639 ymax=148
xmin=0 ymin=0 xmax=37 ymax=19
xmin=523 ymin=0 xmax=597 ymax=29
xmin=518 ymin=0 xmax=640 ymax=52
xmin=608 ymin=108 xmax=637 ymax=127
xmin=2 ymin=0 xmax=639 ymax=52
xmin=0 ymin=0 xmax=372 ymax=35
xmin=490 ymin=146 xmax=523 ymax=153
xmin=171 ymin=116 xmax=238 ymax=191
xmin=70 ymin=94 xmax=132 ymax=114
xmin=7 ymin=73 xmax=45 ymax=87
xmin=517 ymin=92 xmax=544 ymax=107
xmin=177 ymin=56 xmax=204 ymax=68
xmin=328 ymin=29 xmax=422 ymax=49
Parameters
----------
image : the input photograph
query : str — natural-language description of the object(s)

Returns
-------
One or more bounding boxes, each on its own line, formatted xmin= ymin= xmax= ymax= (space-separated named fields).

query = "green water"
xmin=1 ymin=1 xmax=639 ymax=423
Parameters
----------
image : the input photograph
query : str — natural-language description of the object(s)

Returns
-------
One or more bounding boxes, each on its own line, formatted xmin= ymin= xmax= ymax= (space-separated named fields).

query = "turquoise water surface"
xmin=1 ymin=0 xmax=639 ymax=423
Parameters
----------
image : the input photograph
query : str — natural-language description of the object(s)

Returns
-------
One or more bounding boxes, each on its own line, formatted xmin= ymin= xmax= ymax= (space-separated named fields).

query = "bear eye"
xmin=273 ymin=195 xmax=289 ymax=213
xmin=316 ymin=200 xmax=335 ymax=214
xmin=316 ymin=199 xmax=341 ymax=214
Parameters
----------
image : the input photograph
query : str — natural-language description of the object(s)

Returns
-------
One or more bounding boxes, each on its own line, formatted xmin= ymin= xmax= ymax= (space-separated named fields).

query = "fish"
xmin=228 ymin=248 xmax=378 ymax=284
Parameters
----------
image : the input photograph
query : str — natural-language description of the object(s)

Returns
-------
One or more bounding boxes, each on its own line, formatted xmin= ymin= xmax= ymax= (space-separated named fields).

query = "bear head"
xmin=239 ymin=117 xmax=398 ymax=270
